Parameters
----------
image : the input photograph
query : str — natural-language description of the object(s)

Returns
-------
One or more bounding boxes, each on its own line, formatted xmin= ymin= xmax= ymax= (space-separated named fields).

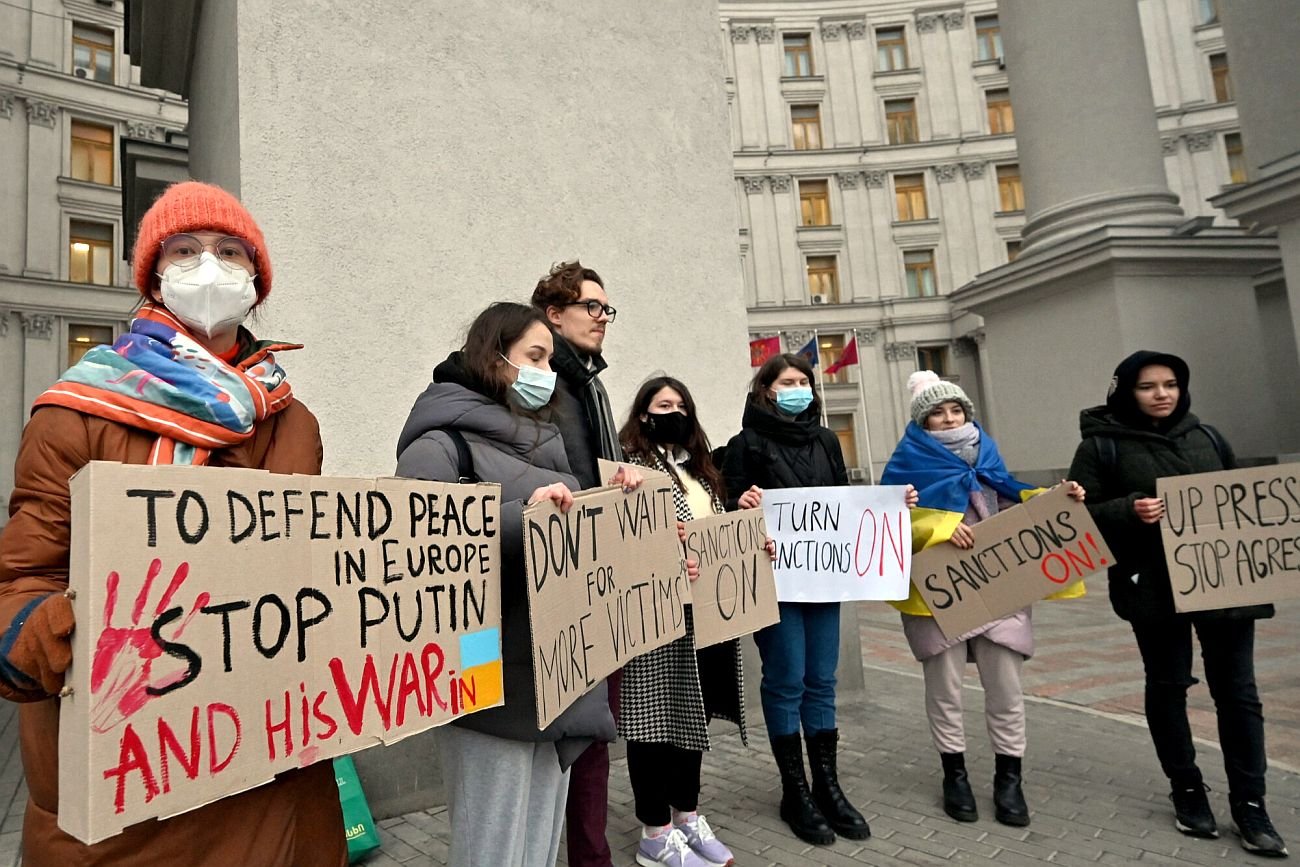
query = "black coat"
xmin=1067 ymin=405 xmax=1274 ymax=624
xmin=722 ymin=397 xmax=848 ymax=506
xmin=549 ymin=333 xmax=620 ymax=490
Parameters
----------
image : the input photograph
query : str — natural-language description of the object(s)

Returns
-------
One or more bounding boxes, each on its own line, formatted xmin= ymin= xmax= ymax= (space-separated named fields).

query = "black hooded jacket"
xmin=721 ymin=396 xmax=848 ymax=507
xmin=548 ymin=333 xmax=622 ymax=490
xmin=1067 ymin=350 xmax=1272 ymax=623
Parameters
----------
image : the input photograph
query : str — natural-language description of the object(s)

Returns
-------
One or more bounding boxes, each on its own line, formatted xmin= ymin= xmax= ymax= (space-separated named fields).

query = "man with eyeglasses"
xmin=531 ymin=259 xmax=622 ymax=867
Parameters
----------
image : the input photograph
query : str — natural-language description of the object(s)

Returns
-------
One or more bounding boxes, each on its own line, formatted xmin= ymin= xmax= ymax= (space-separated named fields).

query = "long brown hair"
xmin=619 ymin=376 xmax=726 ymax=500
xmin=750 ymin=352 xmax=821 ymax=417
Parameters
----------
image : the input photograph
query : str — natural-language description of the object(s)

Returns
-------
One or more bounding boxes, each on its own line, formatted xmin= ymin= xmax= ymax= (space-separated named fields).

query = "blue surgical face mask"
xmin=774 ymin=386 xmax=814 ymax=415
xmin=500 ymin=354 xmax=557 ymax=410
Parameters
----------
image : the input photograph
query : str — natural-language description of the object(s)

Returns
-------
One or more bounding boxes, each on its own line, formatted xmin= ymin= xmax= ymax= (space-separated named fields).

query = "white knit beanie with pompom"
xmin=907 ymin=370 xmax=975 ymax=426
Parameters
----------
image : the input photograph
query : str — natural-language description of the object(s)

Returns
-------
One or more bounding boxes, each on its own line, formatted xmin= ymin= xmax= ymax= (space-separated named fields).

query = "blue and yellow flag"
xmin=881 ymin=421 xmax=1084 ymax=615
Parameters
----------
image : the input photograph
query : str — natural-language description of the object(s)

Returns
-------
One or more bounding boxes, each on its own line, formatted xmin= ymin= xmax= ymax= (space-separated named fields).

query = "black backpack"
xmin=1092 ymin=423 xmax=1229 ymax=475
xmin=443 ymin=429 xmax=478 ymax=483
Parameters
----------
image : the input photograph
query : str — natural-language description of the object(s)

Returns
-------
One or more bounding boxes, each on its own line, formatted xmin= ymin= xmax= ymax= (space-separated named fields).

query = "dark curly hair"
xmin=530 ymin=260 xmax=604 ymax=314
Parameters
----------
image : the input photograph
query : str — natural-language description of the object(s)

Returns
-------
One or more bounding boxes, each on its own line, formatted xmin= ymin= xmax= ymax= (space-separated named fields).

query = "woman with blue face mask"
xmin=395 ymin=302 xmax=617 ymax=867
xmin=720 ymin=352 xmax=871 ymax=848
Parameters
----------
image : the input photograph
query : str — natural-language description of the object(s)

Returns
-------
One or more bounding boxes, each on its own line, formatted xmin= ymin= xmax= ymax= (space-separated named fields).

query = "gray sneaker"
xmin=675 ymin=814 xmax=735 ymax=867
xmin=636 ymin=828 xmax=709 ymax=867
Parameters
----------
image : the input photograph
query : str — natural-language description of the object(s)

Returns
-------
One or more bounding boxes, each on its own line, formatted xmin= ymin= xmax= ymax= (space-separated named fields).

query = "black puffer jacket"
xmin=722 ymin=397 xmax=848 ymax=502
xmin=1067 ymin=350 xmax=1273 ymax=623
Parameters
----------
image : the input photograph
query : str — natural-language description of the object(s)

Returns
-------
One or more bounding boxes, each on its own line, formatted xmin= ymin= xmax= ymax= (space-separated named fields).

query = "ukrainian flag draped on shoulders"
xmin=881 ymin=420 xmax=1084 ymax=616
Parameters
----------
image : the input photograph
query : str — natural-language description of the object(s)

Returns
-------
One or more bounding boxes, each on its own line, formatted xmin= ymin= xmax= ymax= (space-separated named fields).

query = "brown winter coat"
xmin=0 ymin=403 xmax=347 ymax=867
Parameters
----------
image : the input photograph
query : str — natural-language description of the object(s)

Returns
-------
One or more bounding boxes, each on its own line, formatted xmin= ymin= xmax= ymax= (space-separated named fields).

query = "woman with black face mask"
xmin=615 ymin=376 xmax=754 ymax=867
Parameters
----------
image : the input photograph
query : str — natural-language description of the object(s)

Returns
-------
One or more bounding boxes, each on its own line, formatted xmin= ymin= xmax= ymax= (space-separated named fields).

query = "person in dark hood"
xmin=395 ymin=302 xmax=622 ymax=867
xmin=721 ymin=353 xmax=917 ymax=848
xmin=1068 ymin=350 xmax=1287 ymax=859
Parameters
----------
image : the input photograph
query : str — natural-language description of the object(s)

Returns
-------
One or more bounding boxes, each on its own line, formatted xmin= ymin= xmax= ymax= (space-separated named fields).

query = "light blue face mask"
xmin=500 ymin=354 xmax=557 ymax=410
xmin=774 ymin=386 xmax=814 ymax=415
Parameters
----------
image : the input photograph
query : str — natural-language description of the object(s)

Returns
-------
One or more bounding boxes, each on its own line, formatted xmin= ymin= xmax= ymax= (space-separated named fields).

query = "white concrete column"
xmin=934 ymin=163 xmax=973 ymax=284
xmin=754 ymin=25 xmax=789 ymax=148
xmin=944 ymin=14 xmax=983 ymax=138
xmin=769 ymin=175 xmax=804 ymax=305
xmin=19 ymin=313 xmax=57 ymax=410
xmin=820 ymin=24 xmax=858 ymax=148
xmin=744 ymin=178 xmax=783 ymax=306
xmin=914 ymin=13 xmax=957 ymax=140
xmin=0 ymin=95 xmax=25 ymax=273
xmin=961 ymin=161 xmax=1001 ymax=273
xmin=864 ymin=171 xmax=902 ymax=297
xmin=999 ymin=0 xmax=1183 ymax=249
xmin=23 ymin=100 xmax=60 ymax=279
xmin=837 ymin=172 xmax=874 ymax=301
xmin=730 ymin=27 xmax=766 ymax=150
xmin=845 ymin=23 xmax=882 ymax=145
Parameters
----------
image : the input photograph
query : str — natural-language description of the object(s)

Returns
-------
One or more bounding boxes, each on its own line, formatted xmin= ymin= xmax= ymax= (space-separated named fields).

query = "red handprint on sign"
xmin=89 ymin=559 xmax=211 ymax=734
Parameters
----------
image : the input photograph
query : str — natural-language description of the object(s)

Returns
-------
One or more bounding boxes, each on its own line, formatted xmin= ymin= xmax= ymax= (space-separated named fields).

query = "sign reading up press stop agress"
xmin=61 ymin=463 xmax=503 ymax=844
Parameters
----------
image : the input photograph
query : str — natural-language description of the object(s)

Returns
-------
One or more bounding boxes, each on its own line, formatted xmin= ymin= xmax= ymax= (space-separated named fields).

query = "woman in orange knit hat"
xmin=0 ymin=181 xmax=346 ymax=865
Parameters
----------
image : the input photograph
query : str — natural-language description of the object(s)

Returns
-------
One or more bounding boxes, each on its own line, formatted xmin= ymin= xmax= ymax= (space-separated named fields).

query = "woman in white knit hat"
xmin=881 ymin=371 xmax=1086 ymax=828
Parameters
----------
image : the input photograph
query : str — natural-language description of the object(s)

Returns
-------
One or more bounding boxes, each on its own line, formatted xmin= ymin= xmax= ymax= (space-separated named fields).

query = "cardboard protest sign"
xmin=911 ymin=486 xmax=1110 ymax=638
xmin=61 ymin=462 xmax=502 ymax=844
xmin=524 ymin=477 xmax=687 ymax=728
xmin=683 ymin=510 xmax=779 ymax=647
xmin=764 ymin=486 xmax=912 ymax=602
xmin=1158 ymin=464 xmax=1300 ymax=612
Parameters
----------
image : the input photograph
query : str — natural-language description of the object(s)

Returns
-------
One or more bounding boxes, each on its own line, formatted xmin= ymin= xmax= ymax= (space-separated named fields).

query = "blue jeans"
xmin=753 ymin=601 xmax=840 ymax=738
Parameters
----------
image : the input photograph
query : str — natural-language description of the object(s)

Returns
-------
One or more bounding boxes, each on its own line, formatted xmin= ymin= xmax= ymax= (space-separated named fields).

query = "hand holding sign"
xmin=89 ymin=559 xmax=210 ymax=734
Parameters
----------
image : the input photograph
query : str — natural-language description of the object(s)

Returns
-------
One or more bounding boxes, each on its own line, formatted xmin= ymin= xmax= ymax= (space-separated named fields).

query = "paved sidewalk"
xmin=0 ymin=592 xmax=1295 ymax=865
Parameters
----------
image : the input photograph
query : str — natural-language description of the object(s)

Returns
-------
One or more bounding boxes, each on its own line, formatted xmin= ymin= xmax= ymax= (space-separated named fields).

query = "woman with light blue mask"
xmin=721 ymin=352 xmax=897 ymax=848
xmin=395 ymin=301 xmax=619 ymax=867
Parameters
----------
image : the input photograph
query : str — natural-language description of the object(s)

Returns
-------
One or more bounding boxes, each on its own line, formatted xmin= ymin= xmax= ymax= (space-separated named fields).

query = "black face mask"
xmin=642 ymin=411 xmax=693 ymax=445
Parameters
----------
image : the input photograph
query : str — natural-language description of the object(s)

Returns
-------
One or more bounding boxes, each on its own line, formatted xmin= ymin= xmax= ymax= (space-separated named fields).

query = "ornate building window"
xmin=799 ymin=180 xmax=831 ymax=226
xmin=996 ymin=164 xmax=1024 ymax=212
xmin=72 ymin=24 xmax=114 ymax=83
xmin=791 ymin=104 xmax=823 ymax=150
xmin=917 ymin=344 xmax=949 ymax=376
xmin=783 ymin=33 xmax=814 ymax=77
xmin=974 ymin=15 xmax=1002 ymax=62
xmin=904 ymin=250 xmax=937 ymax=297
xmin=876 ymin=27 xmax=908 ymax=71
xmin=69 ymin=220 xmax=113 ymax=285
xmin=68 ymin=323 xmax=114 ymax=365
xmin=1210 ymin=53 xmax=1232 ymax=102
xmin=71 ymin=120 xmax=114 ymax=184
xmin=885 ymin=98 xmax=919 ymax=144
xmin=1225 ymin=132 xmax=1247 ymax=184
xmin=894 ymin=173 xmax=928 ymax=221
xmin=986 ymin=89 xmax=1014 ymax=135
xmin=807 ymin=256 xmax=840 ymax=303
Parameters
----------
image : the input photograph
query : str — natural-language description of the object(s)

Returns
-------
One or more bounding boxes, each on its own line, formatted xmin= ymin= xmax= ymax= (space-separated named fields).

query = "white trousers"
xmin=920 ymin=636 xmax=1026 ymax=756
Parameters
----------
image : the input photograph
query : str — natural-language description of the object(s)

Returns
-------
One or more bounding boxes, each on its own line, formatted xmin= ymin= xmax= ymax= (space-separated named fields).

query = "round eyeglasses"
xmin=562 ymin=300 xmax=617 ymax=322
xmin=159 ymin=234 xmax=257 ymax=272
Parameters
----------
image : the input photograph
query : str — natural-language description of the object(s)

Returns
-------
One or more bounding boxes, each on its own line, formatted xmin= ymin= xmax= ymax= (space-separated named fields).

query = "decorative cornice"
xmin=754 ymin=24 xmax=775 ymax=43
xmin=24 ymin=99 xmax=58 ymax=128
xmin=1184 ymin=130 xmax=1214 ymax=153
xmin=741 ymin=176 xmax=766 ymax=194
xmin=864 ymin=169 xmax=886 ymax=188
xmin=819 ymin=19 xmax=866 ymax=41
xmin=853 ymin=327 xmax=878 ymax=345
xmin=730 ymin=25 xmax=750 ymax=43
xmin=0 ymin=311 xmax=9 ymax=337
xmin=821 ymin=23 xmax=843 ymax=41
xmin=0 ymin=92 xmax=14 ymax=121
xmin=835 ymin=171 xmax=859 ymax=190
xmin=951 ymin=337 xmax=977 ymax=357
xmin=934 ymin=163 xmax=960 ymax=183
xmin=846 ymin=21 xmax=867 ymax=40
xmin=943 ymin=12 xmax=965 ymax=30
xmin=960 ymin=161 xmax=987 ymax=180
xmin=20 ymin=312 xmax=54 ymax=339
xmin=127 ymin=121 xmax=162 ymax=141
xmin=884 ymin=341 xmax=917 ymax=362
xmin=1161 ymin=136 xmax=1180 ymax=155
xmin=915 ymin=14 xmax=939 ymax=34
xmin=767 ymin=174 xmax=792 ymax=193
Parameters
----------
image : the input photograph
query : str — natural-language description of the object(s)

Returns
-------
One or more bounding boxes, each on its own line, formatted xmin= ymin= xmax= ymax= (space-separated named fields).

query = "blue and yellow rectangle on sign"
xmin=458 ymin=627 xmax=502 ymax=712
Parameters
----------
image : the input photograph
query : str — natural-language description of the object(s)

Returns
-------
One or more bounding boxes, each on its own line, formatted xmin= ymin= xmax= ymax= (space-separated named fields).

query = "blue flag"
xmin=797 ymin=336 xmax=819 ymax=367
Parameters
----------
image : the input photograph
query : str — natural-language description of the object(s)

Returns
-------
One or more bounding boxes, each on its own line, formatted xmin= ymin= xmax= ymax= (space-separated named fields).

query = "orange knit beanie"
xmin=132 ymin=181 xmax=272 ymax=300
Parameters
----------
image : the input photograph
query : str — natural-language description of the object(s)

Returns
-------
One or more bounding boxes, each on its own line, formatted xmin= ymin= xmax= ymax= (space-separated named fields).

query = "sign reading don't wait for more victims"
xmin=61 ymin=463 xmax=503 ymax=845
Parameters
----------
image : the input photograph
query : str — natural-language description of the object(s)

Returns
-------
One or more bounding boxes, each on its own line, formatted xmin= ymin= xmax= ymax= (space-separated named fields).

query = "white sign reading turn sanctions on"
xmin=763 ymin=486 xmax=912 ymax=602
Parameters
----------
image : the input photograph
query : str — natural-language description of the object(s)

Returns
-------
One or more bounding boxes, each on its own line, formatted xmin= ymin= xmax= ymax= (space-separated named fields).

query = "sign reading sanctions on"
xmin=682 ymin=510 xmax=779 ymax=647
xmin=764 ymin=486 xmax=912 ymax=602
xmin=911 ymin=486 xmax=1110 ymax=638
xmin=524 ymin=478 xmax=687 ymax=729
xmin=61 ymin=463 xmax=502 ymax=844
xmin=1158 ymin=464 xmax=1300 ymax=613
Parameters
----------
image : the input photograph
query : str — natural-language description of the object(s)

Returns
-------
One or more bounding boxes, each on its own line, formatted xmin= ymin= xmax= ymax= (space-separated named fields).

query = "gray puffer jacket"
xmin=395 ymin=352 xmax=616 ymax=769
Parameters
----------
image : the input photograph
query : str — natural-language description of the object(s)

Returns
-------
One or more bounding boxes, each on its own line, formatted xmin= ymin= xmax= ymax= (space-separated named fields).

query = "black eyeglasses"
xmin=561 ymin=300 xmax=617 ymax=322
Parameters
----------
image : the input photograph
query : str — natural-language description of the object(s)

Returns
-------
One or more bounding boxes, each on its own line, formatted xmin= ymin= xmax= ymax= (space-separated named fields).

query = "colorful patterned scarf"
xmin=34 ymin=303 xmax=298 ymax=465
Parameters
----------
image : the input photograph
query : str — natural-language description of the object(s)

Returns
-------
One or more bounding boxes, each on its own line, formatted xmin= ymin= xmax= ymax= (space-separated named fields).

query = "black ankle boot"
xmin=770 ymin=734 xmax=836 ymax=845
xmin=805 ymin=729 xmax=871 ymax=840
xmin=993 ymin=754 xmax=1030 ymax=827
xmin=941 ymin=752 xmax=978 ymax=822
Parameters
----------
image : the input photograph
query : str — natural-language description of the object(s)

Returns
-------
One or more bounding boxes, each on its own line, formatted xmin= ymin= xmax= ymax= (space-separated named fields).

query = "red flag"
xmin=749 ymin=336 xmax=781 ymax=367
xmin=823 ymin=337 xmax=859 ymax=375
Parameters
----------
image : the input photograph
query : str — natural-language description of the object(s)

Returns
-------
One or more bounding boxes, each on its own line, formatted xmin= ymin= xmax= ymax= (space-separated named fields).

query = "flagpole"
xmin=853 ymin=329 xmax=877 ymax=484
xmin=813 ymin=328 xmax=829 ymax=430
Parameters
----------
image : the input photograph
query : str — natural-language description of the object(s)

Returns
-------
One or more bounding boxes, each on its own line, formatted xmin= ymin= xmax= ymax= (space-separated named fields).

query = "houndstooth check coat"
xmin=617 ymin=447 xmax=749 ymax=750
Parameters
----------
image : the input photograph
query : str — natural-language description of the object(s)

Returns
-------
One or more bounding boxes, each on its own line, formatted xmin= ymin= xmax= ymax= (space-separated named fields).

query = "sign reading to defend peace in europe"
xmin=61 ymin=463 xmax=502 ymax=845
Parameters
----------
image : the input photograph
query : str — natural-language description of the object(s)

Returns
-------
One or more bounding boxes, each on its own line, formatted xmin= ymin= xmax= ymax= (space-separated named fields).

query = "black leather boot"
xmin=806 ymin=729 xmax=871 ymax=840
xmin=771 ymin=734 xmax=836 ymax=845
xmin=941 ymin=752 xmax=978 ymax=822
xmin=994 ymin=754 xmax=1030 ymax=827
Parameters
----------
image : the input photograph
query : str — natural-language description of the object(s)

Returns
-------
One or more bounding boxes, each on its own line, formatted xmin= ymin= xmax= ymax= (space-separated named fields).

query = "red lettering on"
xmin=329 ymin=653 xmax=399 ymax=735
xmin=103 ymin=722 xmax=160 ymax=814
xmin=157 ymin=706 xmax=201 ymax=792
xmin=207 ymin=703 xmax=241 ymax=774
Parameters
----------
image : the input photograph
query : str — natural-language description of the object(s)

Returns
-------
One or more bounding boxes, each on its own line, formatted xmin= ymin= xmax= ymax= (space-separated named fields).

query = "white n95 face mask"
xmin=158 ymin=252 xmax=258 ymax=339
